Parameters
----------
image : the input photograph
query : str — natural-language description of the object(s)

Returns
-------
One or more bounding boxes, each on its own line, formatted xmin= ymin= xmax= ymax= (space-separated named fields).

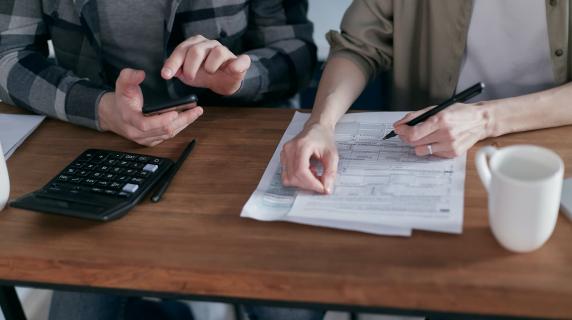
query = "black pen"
xmin=382 ymin=82 xmax=485 ymax=140
xmin=151 ymin=139 xmax=196 ymax=203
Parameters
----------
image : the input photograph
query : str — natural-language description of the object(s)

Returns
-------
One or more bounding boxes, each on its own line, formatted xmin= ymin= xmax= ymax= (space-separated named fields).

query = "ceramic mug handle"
xmin=475 ymin=146 xmax=497 ymax=192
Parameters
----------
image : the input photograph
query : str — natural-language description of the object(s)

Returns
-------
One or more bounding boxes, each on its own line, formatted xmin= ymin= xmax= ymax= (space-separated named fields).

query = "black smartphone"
xmin=142 ymin=94 xmax=198 ymax=116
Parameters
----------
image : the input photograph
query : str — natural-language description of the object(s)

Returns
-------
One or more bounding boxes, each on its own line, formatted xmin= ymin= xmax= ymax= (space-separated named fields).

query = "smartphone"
xmin=142 ymin=94 xmax=198 ymax=116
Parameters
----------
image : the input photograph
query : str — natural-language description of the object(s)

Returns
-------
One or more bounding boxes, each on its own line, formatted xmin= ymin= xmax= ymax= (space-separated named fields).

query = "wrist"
xmin=477 ymin=101 xmax=502 ymax=139
xmin=98 ymin=92 xmax=115 ymax=131
xmin=305 ymin=118 xmax=336 ymax=133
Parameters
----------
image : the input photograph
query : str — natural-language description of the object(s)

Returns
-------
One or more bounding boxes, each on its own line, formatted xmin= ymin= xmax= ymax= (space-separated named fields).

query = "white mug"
xmin=475 ymin=145 xmax=564 ymax=252
xmin=0 ymin=142 xmax=9 ymax=211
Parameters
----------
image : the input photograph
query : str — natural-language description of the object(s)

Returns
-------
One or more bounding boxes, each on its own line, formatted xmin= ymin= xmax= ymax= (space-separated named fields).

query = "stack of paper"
xmin=241 ymin=112 xmax=467 ymax=236
xmin=0 ymin=114 xmax=45 ymax=159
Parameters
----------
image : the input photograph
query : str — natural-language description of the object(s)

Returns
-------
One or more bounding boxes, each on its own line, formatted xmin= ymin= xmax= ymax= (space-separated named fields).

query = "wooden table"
xmin=0 ymin=102 xmax=571 ymax=320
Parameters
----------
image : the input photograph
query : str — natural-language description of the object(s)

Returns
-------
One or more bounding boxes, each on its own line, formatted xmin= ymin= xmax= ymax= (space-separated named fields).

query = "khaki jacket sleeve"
xmin=326 ymin=0 xmax=394 ymax=80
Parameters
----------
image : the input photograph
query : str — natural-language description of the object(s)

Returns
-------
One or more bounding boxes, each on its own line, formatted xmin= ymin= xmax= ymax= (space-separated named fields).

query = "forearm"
xmin=306 ymin=56 xmax=368 ymax=130
xmin=0 ymin=50 xmax=108 ymax=130
xmin=485 ymin=82 xmax=572 ymax=137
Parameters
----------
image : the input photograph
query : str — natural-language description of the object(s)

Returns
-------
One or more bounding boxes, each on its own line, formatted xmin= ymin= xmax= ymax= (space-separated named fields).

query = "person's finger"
xmin=320 ymin=150 xmax=339 ymax=194
xmin=137 ymin=136 xmax=166 ymax=147
xmin=413 ymin=141 xmax=449 ymax=157
xmin=182 ymin=40 xmax=223 ymax=81
xmin=408 ymin=128 xmax=453 ymax=147
xmin=162 ymin=35 xmax=209 ymax=79
xmin=432 ymin=130 xmax=481 ymax=158
xmin=393 ymin=106 xmax=434 ymax=126
xmin=224 ymin=54 xmax=251 ymax=75
xmin=138 ymin=106 xmax=204 ymax=141
xmin=116 ymin=69 xmax=145 ymax=99
xmin=395 ymin=115 xmax=441 ymax=144
xmin=203 ymin=45 xmax=236 ymax=74
xmin=289 ymin=147 xmax=326 ymax=193
xmin=167 ymin=106 xmax=204 ymax=134
xmin=128 ymin=110 xmax=179 ymax=136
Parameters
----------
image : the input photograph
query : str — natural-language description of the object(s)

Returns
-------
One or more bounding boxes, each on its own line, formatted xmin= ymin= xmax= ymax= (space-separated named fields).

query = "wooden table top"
xmin=0 ymin=102 xmax=571 ymax=319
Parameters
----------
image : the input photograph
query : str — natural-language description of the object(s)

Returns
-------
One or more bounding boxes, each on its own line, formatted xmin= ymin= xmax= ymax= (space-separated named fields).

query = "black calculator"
xmin=11 ymin=149 xmax=173 ymax=221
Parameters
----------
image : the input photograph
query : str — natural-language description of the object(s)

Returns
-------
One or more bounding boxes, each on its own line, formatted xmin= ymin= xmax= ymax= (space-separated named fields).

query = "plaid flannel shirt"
xmin=0 ymin=0 xmax=317 ymax=130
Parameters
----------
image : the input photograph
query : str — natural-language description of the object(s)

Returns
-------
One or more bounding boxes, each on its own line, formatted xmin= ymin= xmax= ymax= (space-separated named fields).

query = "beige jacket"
xmin=327 ymin=0 xmax=571 ymax=110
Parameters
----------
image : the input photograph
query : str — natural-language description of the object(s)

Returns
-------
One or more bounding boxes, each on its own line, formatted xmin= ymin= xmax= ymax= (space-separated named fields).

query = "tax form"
xmin=241 ymin=112 xmax=466 ymax=235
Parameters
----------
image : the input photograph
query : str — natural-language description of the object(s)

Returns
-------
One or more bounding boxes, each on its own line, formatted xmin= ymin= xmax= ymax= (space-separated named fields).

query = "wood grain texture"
xmin=0 ymin=102 xmax=571 ymax=319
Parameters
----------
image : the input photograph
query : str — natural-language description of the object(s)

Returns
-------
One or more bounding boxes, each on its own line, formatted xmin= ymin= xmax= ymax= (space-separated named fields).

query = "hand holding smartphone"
xmin=142 ymin=94 xmax=198 ymax=116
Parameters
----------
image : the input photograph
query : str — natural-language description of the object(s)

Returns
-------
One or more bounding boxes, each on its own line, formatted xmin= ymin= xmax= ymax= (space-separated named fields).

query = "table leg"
xmin=0 ymin=286 xmax=27 ymax=320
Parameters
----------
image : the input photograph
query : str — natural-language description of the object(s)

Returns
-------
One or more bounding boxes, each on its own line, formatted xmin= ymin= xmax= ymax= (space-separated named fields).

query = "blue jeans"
xmin=49 ymin=291 xmax=324 ymax=320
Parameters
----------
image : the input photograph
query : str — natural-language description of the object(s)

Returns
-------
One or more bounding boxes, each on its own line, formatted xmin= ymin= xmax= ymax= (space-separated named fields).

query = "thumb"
xmin=116 ymin=69 xmax=145 ymax=99
xmin=225 ymin=55 xmax=251 ymax=76
xmin=320 ymin=150 xmax=339 ymax=194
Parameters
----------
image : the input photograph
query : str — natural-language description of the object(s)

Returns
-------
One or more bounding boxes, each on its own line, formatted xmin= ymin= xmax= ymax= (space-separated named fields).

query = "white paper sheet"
xmin=241 ymin=112 xmax=467 ymax=235
xmin=0 ymin=114 xmax=45 ymax=159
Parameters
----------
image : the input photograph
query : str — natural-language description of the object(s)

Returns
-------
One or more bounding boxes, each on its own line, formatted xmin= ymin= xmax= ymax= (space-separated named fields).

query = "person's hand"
xmin=280 ymin=123 xmax=339 ymax=194
xmin=161 ymin=35 xmax=251 ymax=96
xmin=393 ymin=102 xmax=493 ymax=158
xmin=98 ymin=68 xmax=204 ymax=147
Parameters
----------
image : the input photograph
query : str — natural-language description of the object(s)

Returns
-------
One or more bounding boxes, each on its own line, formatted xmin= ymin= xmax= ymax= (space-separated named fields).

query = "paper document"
xmin=0 ymin=114 xmax=45 ymax=159
xmin=241 ymin=112 xmax=466 ymax=236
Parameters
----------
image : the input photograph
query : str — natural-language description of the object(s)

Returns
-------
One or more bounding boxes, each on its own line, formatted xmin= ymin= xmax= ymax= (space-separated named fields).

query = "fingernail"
xmin=324 ymin=183 xmax=332 ymax=194
xmin=162 ymin=68 xmax=173 ymax=78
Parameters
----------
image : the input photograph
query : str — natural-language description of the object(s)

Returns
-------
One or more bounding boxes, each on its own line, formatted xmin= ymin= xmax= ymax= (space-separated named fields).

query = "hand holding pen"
xmin=389 ymin=82 xmax=486 ymax=158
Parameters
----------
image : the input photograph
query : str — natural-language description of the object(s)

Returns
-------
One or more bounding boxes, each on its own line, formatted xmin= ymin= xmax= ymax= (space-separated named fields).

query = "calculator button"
xmin=83 ymin=179 xmax=97 ymax=185
xmin=57 ymin=175 xmax=71 ymax=182
xmin=79 ymin=152 xmax=95 ymax=161
xmin=118 ymin=160 xmax=130 ymax=167
xmin=103 ymin=173 xmax=115 ymax=180
xmin=91 ymin=187 xmax=105 ymax=194
xmin=64 ymin=168 xmax=78 ymax=175
xmin=92 ymin=154 xmax=108 ymax=163
xmin=70 ymin=177 xmax=83 ymax=184
xmin=117 ymin=192 xmax=131 ymax=198
xmin=109 ymin=182 xmax=123 ymax=190
xmin=138 ymin=171 xmax=151 ymax=178
xmin=137 ymin=156 xmax=150 ymax=162
xmin=124 ymin=154 xmax=137 ymax=161
xmin=110 ymin=153 xmax=124 ymax=159
xmin=116 ymin=176 xmax=130 ymax=182
xmin=98 ymin=165 xmax=111 ymax=172
xmin=96 ymin=180 xmax=111 ymax=188
xmin=104 ymin=189 xmax=118 ymax=196
xmin=91 ymin=172 xmax=103 ymax=179
xmin=105 ymin=159 xmax=117 ymax=166
xmin=130 ymin=177 xmax=145 ymax=184
xmin=143 ymin=164 xmax=158 ymax=173
xmin=71 ymin=162 xmax=85 ymax=168
xmin=122 ymin=183 xmax=139 ymax=193
xmin=85 ymin=164 xmax=96 ymax=170
xmin=78 ymin=170 xmax=90 ymax=177
xmin=130 ymin=162 xmax=145 ymax=169
xmin=47 ymin=183 xmax=65 ymax=192
xmin=111 ymin=167 xmax=124 ymax=174
xmin=124 ymin=169 xmax=136 ymax=175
